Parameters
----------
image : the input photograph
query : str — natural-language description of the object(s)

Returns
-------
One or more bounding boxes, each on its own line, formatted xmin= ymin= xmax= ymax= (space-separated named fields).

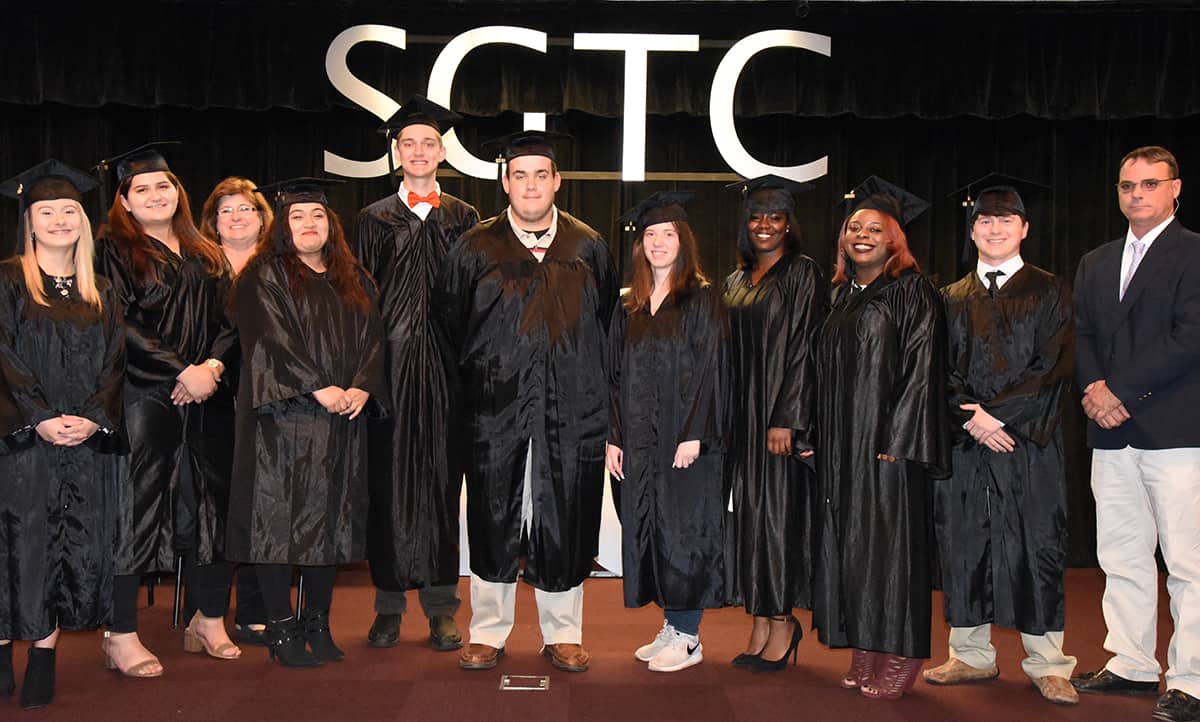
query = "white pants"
xmin=948 ymin=625 xmax=1076 ymax=680
xmin=467 ymin=575 xmax=584 ymax=648
xmin=467 ymin=439 xmax=584 ymax=648
xmin=1092 ymin=446 xmax=1200 ymax=697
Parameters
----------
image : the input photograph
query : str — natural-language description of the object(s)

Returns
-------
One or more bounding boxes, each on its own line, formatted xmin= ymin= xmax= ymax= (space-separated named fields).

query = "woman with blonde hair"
xmin=0 ymin=161 xmax=126 ymax=708
xmin=95 ymin=143 xmax=240 ymax=677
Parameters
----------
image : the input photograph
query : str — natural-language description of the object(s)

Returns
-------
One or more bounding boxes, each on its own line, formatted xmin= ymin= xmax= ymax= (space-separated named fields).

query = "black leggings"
xmin=110 ymin=558 xmax=234 ymax=634
xmin=256 ymin=565 xmax=337 ymax=621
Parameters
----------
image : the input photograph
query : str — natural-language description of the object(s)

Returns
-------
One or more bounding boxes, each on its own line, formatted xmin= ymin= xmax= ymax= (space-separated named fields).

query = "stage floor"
xmin=4 ymin=566 xmax=1172 ymax=721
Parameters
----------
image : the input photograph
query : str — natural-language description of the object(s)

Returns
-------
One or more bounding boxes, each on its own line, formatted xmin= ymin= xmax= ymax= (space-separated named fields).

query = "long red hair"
xmin=831 ymin=209 xmax=920 ymax=285
xmin=100 ymin=171 xmax=227 ymax=282
xmin=623 ymin=220 xmax=709 ymax=311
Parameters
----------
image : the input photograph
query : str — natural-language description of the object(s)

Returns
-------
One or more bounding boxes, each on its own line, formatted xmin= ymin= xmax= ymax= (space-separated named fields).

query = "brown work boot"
xmin=542 ymin=643 xmax=590 ymax=672
xmin=923 ymin=658 xmax=999 ymax=685
xmin=458 ymin=643 xmax=504 ymax=670
xmin=1033 ymin=675 xmax=1080 ymax=705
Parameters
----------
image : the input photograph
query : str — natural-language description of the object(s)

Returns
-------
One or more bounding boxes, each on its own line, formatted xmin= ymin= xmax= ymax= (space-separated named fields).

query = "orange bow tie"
xmin=407 ymin=190 xmax=440 ymax=208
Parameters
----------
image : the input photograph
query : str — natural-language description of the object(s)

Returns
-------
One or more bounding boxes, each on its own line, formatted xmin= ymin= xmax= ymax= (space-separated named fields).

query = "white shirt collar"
xmin=507 ymin=206 xmax=558 ymax=250
xmin=976 ymin=254 xmax=1024 ymax=289
xmin=1125 ymin=215 xmax=1174 ymax=250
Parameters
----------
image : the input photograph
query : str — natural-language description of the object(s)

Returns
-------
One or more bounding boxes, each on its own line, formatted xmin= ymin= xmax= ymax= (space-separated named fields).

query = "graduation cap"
xmin=92 ymin=141 xmax=182 ymax=217
xmin=0 ymin=159 xmax=100 ymax=253
xmin=617 ymin=191 xmax=695 ymax=235
xmin=481 ymin=130 xmax=572 ymax=165
xmin=949 ymin=172 xmax=1049 ymax=263
xmin=256 ymin=177 xmax=344 ymax=210
xmin=726 ymin=175 xmax=813 ymax=215
xmin=838 ymin=175 xmax=929 ymax=228
xmin=379 ymin=95 xmax=461 ymax=139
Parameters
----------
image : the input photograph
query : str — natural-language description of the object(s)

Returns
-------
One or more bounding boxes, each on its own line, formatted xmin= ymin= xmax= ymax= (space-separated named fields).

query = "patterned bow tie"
xmin=407 ymin=190 xmax=440 ymax=208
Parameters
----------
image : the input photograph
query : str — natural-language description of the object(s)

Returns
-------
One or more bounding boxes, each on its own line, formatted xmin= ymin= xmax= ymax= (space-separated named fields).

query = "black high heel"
xmin=301 ymin=610 xmax=345 ymax=662
xmin=266 ymin=618 xmax=322 ymax=668
xmin=0 ymin=643 xmax=13 ymax=698
xmin=748 ymin=615 xmax=802 ymax=672
xmin=19 ymin=647 xmax=55 ymax=709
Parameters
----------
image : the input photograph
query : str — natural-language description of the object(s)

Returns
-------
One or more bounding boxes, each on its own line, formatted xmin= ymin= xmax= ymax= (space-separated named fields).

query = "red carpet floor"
xmin=0 ymin=567 xmax=1173 ymax=721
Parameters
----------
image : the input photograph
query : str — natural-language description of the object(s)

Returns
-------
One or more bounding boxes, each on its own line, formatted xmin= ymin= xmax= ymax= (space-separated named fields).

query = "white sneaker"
xmin=648 ymin=631 xmax=703 ymax=672
xmin=634 ymin=622 xmax=677 ymax=662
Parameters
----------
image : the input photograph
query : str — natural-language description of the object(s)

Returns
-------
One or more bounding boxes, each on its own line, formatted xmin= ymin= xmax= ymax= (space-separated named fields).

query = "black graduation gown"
xmin=936 ymin=265 xmax=1073 ymax=635
xmin=95 ymin=236 xmax=236 ymax=573
xmin=608 ymin=284 xmax=729 ymax=610
xmin=722 ymin=253 xmax=828 ymax=616
xmin=812 ymin=270 xmax=951 ymax=659
xmin=0 ymin=260 xmax=125 ymax=639
xmin=354 ymin=193 xmax=479 ymax=592
xmin=225 ymin=256 xmax=386 ymax=566
xmin=434 ymin=209 xmax=619 ymax=592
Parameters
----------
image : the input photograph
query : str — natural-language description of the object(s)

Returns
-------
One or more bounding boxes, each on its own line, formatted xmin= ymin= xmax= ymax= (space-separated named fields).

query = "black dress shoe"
xmin=1154 ymin=690 xmax=1200 ymax=722
xmin=302 ymin=610 xmax=345 ymax=662
xmin=429 ymin=615 xmax=463 ymax=651
xmin=266 ymin=618 xmax=322 ymax=668
xmin=1071 ymin=668 xmax=1159 ymax=695
xmin=731 ymin=652 xmax=760 ymax=668
xmin=367 ymin=614 xmax=401 ymax=648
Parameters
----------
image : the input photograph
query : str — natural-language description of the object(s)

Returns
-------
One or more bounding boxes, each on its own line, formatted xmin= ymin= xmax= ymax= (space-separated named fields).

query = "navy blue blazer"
xmin=1074 ymin=218 xmax=1200 ymax=450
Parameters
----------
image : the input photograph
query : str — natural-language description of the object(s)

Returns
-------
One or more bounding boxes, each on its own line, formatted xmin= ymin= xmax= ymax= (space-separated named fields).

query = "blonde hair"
xmin=21 ymin=202 xmax=103 ymax=309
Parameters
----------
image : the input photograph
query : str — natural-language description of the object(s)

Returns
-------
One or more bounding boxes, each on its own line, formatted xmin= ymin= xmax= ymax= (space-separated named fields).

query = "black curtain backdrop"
xmin=4 ymin=0 xmax=1199 ymax=565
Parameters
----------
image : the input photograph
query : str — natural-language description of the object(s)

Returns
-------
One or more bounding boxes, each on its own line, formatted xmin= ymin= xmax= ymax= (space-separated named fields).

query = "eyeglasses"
xmin=217 ymin=205 xmax=259 ymax=217
xmin=1116 ymin=178 xmax=1177 ymax=194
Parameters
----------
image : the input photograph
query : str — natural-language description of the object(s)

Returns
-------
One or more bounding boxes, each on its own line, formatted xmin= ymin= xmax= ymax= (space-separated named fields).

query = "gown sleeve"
xmin=768 ymin=258 xmax=828 ymax=453
xmin=0 ymin=278 xmax=55 ymax=440
xmin=77 ymin=283 xmax=127 ymax=447
xmin=237 ymin=263 xmax=328 ymax=409
xmin=981 ymin=276 xmax=1074 ymax=446
xmin=881 ymin=275 xmax=951 ymax=476
xmin=352 ymin=209 xmax=385 ymax=282
xmin=95 ymin=238 xmax=189 ymax=381
xmin=588 ymin=237 xmax=621 ymax=332
xmin=350 ymin=279 xmax=388 ymax=408
xmin=606 ymin=297 xmax=627 ymax=449
xmin=678 ymin=287 xmax=730 ymax=453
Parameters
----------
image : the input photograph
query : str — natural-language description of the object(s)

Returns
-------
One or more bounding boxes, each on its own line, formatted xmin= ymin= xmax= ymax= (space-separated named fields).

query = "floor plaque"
xmin=499 ymin=674 xmax=551 ymax=691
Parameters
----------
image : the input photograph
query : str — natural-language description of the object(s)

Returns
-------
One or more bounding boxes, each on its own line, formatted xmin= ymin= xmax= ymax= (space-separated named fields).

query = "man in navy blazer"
xmin=1071 ymin=145 xmax=1200 ymax=722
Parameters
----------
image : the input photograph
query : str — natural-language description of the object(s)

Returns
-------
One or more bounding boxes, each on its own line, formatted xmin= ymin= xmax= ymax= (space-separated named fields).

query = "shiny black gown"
xmin=937 ymin=266 xmax=1073 ymax=634
xmin=95 ymin=236 xmax=235 ymax=573
xmin=0 ymin=261 xmax=125 ymax=639
xmin=225 ymin=256 xmax=385 ymax=565
xmin=434 ymin=210 xmax=619 ymax=592
xmin=354 ymin=193 xmax=478 ymax=592
xmin=812 ymin=269 xmax=951 ymax=659
xmin=722 ymin=253 xmax=827 ymax=616
xmin=608 ymin=284 xmax=729 ymax=610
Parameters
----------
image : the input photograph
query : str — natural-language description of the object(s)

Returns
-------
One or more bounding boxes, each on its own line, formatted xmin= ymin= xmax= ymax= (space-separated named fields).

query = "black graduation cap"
xmin=95 ymin=141 xmax=181 ymax=187
xmin=726 ymin=175 xmax=814 ymax=215
xmin=481 ymin=130 xmax=572 ymax=164
xmin=379 ymin=95 xmax=461 ymax=139
xmin=838 ymin=175 xmax=929 ymax=228
xmin=949 ymin=172 xmax=1049 ymax=263
xmin=256 ymin=177 xmax=344 ymax=210
xmin=617 ymin=191 xmax=695 ymax=235
xmin=0 ymin=159 xmax=99 ymax=211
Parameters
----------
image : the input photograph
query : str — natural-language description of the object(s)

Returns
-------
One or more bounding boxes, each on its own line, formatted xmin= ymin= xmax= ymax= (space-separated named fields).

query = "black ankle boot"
xmin=301 ymin=610 xmax=345 ymax=662
xmin=0 ymin=643 xmax=13 ymax=698
xmin=19 ymin=647 xmax=55 ymax=709
xmin=265 ymin=618 xmax=321 ymax=668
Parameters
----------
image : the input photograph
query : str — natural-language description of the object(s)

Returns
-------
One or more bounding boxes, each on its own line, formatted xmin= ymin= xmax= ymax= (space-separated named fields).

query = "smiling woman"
xmin=94 ymin=143 xmax=239 ymax=678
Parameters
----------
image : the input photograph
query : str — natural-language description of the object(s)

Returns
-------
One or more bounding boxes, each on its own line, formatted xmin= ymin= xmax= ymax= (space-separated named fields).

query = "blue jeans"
xmin=665 ymin=608 xmax=703 ymax=636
